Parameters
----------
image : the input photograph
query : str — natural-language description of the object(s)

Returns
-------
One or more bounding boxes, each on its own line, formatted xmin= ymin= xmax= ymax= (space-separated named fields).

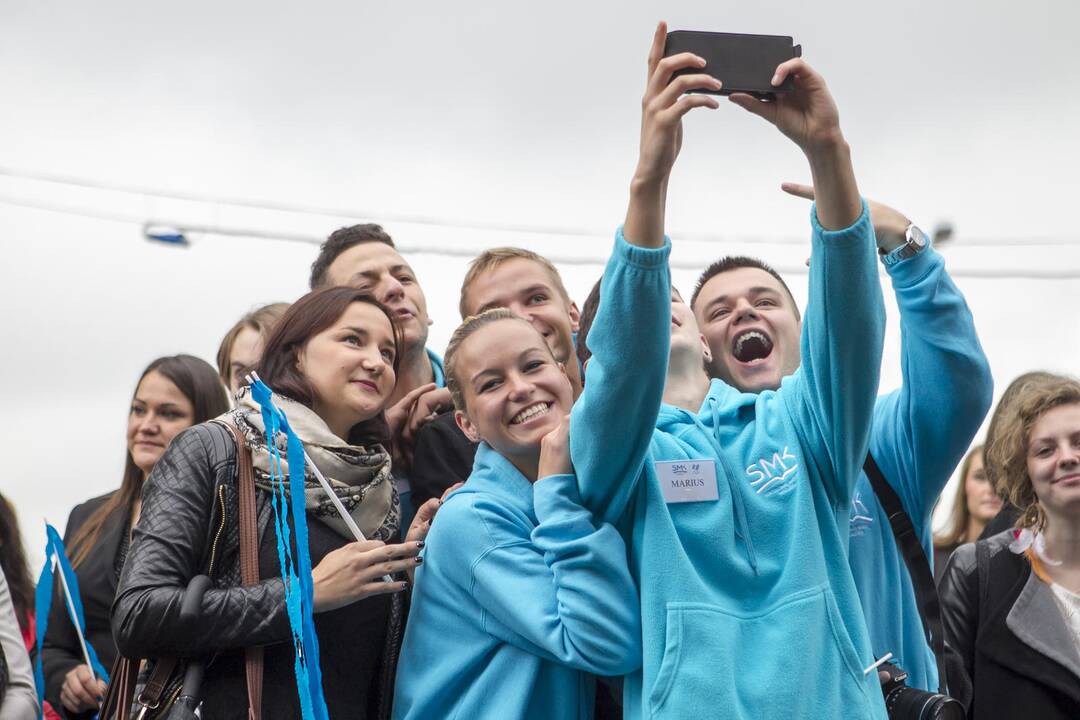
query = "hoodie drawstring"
xmin=684 ymin=399 xmax=759 ymax=576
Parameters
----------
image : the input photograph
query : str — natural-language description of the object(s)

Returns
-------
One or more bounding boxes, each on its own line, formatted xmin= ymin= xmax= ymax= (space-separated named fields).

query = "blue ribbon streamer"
xmin=33 ymin=524 xmax=110 ymax=719
xmin=249 ymin=380 xmax=329 ymax=720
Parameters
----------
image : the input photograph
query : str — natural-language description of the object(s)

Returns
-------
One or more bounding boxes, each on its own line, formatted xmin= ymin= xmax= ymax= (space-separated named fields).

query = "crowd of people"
xmin=1 ymin=22 xmax=1078 ymax=720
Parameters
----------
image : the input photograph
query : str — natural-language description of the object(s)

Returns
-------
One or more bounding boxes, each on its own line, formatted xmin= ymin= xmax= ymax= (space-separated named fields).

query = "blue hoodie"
xmin=570 ymin=205 xmax=888 ymax=719
xmin=847 ymin=245 xmax=992 ymax=692
xmin=393 ymin=444 xmax=641 ymax=720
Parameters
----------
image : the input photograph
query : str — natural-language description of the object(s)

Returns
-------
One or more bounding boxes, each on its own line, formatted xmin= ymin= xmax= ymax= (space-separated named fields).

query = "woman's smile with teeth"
xmin=511 ymin=402 xmax=552 ymax=425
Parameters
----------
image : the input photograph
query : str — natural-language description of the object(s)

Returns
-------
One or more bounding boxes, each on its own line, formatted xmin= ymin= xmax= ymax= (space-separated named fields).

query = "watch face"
xmin=906 ymin=224 xmax=928 ymax=248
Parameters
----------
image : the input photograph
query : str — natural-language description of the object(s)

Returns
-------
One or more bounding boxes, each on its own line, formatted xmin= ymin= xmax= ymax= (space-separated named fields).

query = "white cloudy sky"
xmin=1 ymin=0 xmax=1077 ymax=564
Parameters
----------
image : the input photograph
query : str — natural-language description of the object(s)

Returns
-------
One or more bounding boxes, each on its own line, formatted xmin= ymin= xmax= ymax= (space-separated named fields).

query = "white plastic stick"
xmin=246 ymin=374 xmax=395 ymax=583
xmin=863 ymin=652 xmax=893 ymax=676
xmin=52 ymin=553 xmax=97 ymax=682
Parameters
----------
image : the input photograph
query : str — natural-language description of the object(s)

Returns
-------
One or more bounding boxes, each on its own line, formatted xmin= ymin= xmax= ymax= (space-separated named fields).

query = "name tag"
xmin=656 ymin=460 xmax=719 ymax=504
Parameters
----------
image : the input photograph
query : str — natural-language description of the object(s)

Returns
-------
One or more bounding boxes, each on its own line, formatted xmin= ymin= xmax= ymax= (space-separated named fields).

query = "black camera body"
xmin=878 ymin=662 xmax=965 ymax=720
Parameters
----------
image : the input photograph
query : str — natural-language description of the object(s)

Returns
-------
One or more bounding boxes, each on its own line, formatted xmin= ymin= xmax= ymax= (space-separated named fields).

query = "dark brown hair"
xmin=69 ymin=355 xmax=229 ymax=567
xmin=0 ymin=493 xmax=34 ymax=632
xmin=691 ymin=256 xmax=801 ymax=322
xmin=216 ymin=302 xmax=291 ymax=389
xmin=309 ymin=224 xmax=396 ymax=290
xmin=256 ymin=287 xmax=403 ymax=446
xmin=575 ymin=277 xmax=603 ymax=370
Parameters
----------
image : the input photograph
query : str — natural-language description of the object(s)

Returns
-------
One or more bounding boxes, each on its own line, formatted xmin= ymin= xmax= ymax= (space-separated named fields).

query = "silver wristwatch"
xmin=880 ymin=223 xmax=928 ymax=267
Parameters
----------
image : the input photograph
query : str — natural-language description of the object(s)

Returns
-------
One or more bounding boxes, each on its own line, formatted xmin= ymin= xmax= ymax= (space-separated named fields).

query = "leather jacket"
xmin=112 ymin=421 xmax=405 ymax=719
xmin=940 ymin=529 xmax=1080 ymax=718
xmin=112 ymin=422 xmax=288 ymax=659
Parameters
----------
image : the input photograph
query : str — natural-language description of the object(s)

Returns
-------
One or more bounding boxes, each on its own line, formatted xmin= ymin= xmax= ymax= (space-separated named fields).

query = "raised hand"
xmin=730 ymin=59 xmax=861 ymax=230
xmin=636 ymin=21 xmax=722 ymax=185
xmin=782 ymin=182 xmax=909 ymax=250
xmin=385 ymin=382 xmax=447 ymax=471
xmin=537 ymin=415 xmax=573 ymax=479
xmin=728 ymin=59 xmax=842 ymax=156
xmin=626 ymin=21 xmax=721 ymax=248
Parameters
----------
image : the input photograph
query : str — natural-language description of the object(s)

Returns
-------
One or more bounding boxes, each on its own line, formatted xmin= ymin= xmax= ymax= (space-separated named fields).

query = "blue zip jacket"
xmin=570 ymin=204 xmax=888 ymax=720
xmin=847 ymin=246 xmax=992 ymax=692
xmin=393 ymin=444 xmax=641 ymax=720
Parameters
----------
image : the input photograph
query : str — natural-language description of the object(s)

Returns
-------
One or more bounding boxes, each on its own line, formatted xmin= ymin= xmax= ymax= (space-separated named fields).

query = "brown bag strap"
xmin=100 ymin=654 xmax=139 ymax=720
xmin=227 ymin=420 xmax=264 ymax=720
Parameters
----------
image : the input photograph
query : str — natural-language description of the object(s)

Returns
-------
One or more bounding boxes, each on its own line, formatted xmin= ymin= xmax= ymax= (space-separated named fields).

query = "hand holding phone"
xmin=663 ymin=31 xmax=801 ymax=98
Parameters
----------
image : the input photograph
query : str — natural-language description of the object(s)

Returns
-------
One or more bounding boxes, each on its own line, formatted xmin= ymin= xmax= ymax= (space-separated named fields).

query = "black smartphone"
xmin=663 ymin=31 xmax=802 ymax=98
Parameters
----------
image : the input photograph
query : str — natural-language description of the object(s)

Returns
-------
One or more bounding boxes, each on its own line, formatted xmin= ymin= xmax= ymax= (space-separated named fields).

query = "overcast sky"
xmin=1 ymin=0 xmax=1077 ymax=564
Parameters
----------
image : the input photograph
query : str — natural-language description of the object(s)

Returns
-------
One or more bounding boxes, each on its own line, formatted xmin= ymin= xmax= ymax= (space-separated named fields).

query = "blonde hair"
xmin=444 ymin=309 xmax=553 ymax=412
xmin=215 ymin=303 xmax=290 ymax=387
xmin=934 ymin=445 xmax=984 ymax=549
xmin=458 ymin=247 xmax=571 ymax=320
xmin=983 ymin=374 xmax=1080 ymax=532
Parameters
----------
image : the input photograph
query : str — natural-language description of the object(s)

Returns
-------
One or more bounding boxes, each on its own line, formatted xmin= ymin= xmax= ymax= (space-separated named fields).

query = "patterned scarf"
xmin=229 ymin=386 xmax=399 ymax=542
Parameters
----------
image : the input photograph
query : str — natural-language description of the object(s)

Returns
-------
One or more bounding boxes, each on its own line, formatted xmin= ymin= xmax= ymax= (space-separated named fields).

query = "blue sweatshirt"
xmin=571 ymin=205 xmax=888 ymax=720
xmin=393 ymin=444 xmax=641 ymax=720
xmin=847 ymin=246 xmax=992 ymax=692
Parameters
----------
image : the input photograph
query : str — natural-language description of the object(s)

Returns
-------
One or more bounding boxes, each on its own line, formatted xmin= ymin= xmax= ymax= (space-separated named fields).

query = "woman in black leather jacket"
xmin=940 ymin=373 xmax=1080 ymax=718
xmin=112 ymin=287 xmax=436 ymax=720
xmin=43 ymin=354 xmax=228 ymax=719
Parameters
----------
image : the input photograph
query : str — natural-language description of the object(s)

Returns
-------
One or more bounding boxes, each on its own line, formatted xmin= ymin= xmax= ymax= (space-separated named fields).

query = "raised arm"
xmin=785 ymin=186 xmax=993 ymax=522
xmin=112 ymin=424 xmax=290 ymax=658
xmin=570 ymin=22 xmax=716 ymax=524
xmin=871 ymin=228 xmax=991 ymax=522
xmin=732 ymin=60 xmax=884 ymax=506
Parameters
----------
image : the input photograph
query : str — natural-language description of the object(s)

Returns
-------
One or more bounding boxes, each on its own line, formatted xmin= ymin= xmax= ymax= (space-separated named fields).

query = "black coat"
xmin=940 ymin=530 xmax=1080 ymax=719
xmin=42 ymin=493 xmax=126 ymax=720
xmin=112 ymin=422 xmax=401 ymax=720
xmin=409 ymin=411 xmax=476 ymax=508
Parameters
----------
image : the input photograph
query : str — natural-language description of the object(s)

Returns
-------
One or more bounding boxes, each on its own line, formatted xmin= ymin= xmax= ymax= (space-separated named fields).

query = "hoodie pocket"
xmin=647 ymin=587 xmax=876 ymax=719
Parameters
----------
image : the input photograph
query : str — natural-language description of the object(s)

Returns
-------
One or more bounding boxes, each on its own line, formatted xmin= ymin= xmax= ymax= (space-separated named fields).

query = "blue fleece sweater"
xmin=570 ymin=205 xmax=888 ymax=720
xmin=847 ymin=246 xmax=992 ymax=692
xmin=393 ymin=444 xmax=641 ymax=720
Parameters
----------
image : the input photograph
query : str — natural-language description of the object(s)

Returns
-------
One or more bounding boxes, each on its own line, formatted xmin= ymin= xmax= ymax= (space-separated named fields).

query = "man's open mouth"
xmin=731 ymin=329 xmax=774 ymax=364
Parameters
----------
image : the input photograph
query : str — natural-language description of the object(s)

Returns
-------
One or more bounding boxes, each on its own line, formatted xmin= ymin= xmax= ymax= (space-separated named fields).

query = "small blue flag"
xmin=34 ymin=524 xmax=110 ymax=719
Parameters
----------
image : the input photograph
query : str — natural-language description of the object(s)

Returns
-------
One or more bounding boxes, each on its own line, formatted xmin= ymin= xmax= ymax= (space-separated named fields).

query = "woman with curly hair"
xmin=940 ymin=373 xmax=1080 ymax=718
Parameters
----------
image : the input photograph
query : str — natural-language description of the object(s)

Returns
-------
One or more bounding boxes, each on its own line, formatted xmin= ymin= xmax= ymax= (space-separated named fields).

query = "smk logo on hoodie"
xmin=745 ymin=447 xmax=800 ymax=496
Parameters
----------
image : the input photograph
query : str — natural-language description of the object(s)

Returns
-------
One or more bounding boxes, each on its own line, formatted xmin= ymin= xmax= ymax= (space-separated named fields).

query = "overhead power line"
xmin=1 ymin=164 xmax=1078 ymax=250
xmin=3 ymin=190 xmax=1079 ymax=279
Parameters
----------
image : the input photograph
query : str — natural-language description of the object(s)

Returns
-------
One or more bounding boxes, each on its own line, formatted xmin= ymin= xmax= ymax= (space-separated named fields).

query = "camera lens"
xmin=884 ymin=685 xmax=965 ymax=720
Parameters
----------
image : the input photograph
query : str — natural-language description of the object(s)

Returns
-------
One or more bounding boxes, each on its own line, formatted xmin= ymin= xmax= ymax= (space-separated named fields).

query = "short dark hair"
xmin=574 ymin=277 xmax=603 ymax=370
xmin=309 ymin=224 xmax=396 ymax=290
xmin=691 ymin=256 xmax=801 ymax=321
xmin=257 ymin=286 xmax=403 ymax=447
